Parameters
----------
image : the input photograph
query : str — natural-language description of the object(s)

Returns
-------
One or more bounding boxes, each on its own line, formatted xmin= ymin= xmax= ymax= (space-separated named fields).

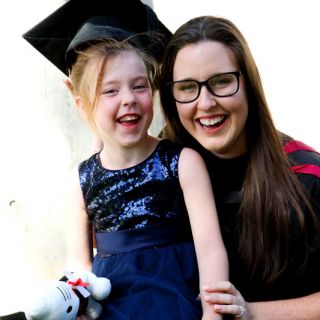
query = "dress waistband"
xmin=95 ymin=222 xmax=192 ymax=256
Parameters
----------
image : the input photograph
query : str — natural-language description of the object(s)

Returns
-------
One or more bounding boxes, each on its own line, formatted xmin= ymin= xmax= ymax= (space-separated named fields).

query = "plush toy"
xmin=24 ymin=271 xmax=111 ymax=320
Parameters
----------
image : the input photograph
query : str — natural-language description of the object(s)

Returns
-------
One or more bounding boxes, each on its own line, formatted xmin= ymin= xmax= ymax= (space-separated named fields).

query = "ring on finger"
xmin=235 ymin=305 xmax=246 ymax=318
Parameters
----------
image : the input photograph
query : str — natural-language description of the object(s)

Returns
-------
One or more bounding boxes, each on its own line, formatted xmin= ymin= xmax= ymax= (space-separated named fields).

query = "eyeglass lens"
xmin=171 ymin=72 xmax=240 ymax=103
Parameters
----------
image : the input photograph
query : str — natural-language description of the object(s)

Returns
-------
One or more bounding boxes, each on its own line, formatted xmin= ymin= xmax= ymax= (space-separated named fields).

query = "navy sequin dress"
xmin=79 ymin=139 xmax=201 ymax=319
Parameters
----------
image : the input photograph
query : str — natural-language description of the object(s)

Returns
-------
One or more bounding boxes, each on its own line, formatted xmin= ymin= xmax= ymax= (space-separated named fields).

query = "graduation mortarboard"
xmin=22 ymin=0 xmax=172 ymax=76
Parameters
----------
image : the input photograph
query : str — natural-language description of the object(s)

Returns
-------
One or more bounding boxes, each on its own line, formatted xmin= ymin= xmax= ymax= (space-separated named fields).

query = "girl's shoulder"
xmin=157 ymin=138 xmax=184 ymax=152
xmin=155 ymin=139 xmax=186 ymax=161
xmin=78 ymin=152 xmax=100 ymax=172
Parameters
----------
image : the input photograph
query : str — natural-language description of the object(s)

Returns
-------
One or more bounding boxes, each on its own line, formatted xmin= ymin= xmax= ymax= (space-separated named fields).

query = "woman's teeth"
xmin=199 ymin=115 xmax=225 ymax=127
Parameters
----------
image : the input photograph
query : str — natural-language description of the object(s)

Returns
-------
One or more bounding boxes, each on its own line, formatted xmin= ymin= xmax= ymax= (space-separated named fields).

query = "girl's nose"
xmin=122 ymin=88 xmax=136 ymax=106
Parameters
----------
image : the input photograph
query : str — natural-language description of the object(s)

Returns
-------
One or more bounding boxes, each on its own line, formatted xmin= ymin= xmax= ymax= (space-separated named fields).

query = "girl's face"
xmin=94 ymin=51 xmax=153 ymax=149
xmin=173 ymin=41 xmax=248 ymax=158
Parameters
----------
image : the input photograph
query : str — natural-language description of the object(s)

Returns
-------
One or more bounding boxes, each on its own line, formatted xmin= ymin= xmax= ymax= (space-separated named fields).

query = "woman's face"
xmin=173 ymin=41 xmax=248 ymax=158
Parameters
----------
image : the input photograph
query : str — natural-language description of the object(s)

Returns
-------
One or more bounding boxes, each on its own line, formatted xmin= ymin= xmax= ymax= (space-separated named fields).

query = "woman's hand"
xmin=202 ymin=281 xmax=250 ymax=319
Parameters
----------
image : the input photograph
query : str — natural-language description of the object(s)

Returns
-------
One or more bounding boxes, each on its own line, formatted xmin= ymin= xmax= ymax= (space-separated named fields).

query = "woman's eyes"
xmin=210 ymin=75 xmax=233 ymax=87
xmin=176 ymin=82 xmax=197 ymax=92
xmin=215 ymin=79 xmax=229 ymax=86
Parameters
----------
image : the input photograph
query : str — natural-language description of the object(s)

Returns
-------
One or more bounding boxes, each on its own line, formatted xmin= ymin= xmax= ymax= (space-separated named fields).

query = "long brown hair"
xmin=159 ymin=16 xmax=319 ymax=284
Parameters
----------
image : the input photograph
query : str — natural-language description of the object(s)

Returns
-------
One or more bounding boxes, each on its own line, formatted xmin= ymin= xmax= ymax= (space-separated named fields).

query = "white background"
xmin=0 ymin=0 xmax=319 ymax=314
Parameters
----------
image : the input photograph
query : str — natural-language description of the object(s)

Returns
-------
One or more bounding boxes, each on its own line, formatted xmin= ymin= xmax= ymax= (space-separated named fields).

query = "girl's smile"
xmin=93 ymin=51 xmax=154 ymax=151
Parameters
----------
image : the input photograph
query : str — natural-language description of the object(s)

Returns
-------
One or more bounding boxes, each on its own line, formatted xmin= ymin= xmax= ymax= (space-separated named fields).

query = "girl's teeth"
xmin=119 ymin=115 xmax=138 ymax=122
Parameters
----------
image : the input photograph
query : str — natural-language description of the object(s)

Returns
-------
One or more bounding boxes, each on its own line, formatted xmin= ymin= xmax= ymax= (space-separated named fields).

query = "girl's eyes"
xmin=133 ymin=83 xmax=149 ymax=90
xmin=102 ymin=83 xmax=149 ymax=95
xmin=103 ymin=88 xmax=118 ymax=96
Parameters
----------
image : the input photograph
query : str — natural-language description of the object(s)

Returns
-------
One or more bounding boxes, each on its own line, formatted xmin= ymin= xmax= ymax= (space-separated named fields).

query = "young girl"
xmin=65 ymin=38 xmax=228 ymax=320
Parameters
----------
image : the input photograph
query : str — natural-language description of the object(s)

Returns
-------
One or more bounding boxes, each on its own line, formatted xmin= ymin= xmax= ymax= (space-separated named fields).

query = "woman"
xmin=159 ymin=15 xmax=320 ymax=319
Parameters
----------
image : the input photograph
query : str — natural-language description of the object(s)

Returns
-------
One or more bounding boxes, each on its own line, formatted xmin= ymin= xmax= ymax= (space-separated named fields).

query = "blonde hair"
xmin=70 ymin=38 xmax=158 ymax=132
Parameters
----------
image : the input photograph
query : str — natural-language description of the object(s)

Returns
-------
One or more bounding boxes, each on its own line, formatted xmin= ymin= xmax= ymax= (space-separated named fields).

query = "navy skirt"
xmin=92 ymin=224 xmax=202 ymax=319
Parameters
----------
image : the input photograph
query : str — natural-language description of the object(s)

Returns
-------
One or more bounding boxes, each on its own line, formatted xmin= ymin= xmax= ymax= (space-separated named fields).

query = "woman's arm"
xmin=179 ymin=148 xmax=229 ymax=319
xmin=249 ymin=293 xmax=320 ymax=320
xmin=63 ymin=168 xmax=93 ymax=272
xmin=204 ymin=281 xmax=320 ymax=320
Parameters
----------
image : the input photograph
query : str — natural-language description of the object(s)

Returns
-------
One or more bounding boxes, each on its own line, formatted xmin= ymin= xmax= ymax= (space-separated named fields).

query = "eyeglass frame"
xmin=167 ymin=71 xmax=242 ymax=103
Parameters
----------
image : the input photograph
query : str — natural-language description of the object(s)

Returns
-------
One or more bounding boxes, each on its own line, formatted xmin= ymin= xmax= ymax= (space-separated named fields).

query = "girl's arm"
xmin=63 ymin=168 xmax=93 ymax=272
xmin=178 ymin=148 xmax=229 ymax=320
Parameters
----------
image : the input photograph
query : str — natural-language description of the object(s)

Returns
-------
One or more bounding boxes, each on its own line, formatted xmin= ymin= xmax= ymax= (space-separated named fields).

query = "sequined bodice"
xmin=79 ymin=140 xmax=189 ymax=232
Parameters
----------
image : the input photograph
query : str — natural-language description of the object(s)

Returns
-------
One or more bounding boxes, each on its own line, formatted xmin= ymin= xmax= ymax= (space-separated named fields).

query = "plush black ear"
xmin=0 ymin=312 xmax=27 ymax=320
xmin=59 ymin=275 xmax=68 ymax=282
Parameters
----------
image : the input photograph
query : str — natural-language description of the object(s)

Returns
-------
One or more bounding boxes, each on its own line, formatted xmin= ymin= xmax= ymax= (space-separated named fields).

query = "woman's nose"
xmin=196 ymin=86 xmax=217 ymax=110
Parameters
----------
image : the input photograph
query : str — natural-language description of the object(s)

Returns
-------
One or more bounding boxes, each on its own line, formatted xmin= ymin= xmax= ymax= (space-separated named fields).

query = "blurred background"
xmin=0 ymin=0 xmax=319 ymax=314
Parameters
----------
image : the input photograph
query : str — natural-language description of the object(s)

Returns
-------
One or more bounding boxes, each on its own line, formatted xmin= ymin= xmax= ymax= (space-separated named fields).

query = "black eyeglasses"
xmin=168 ymin=71 xmax=241 ymax=103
